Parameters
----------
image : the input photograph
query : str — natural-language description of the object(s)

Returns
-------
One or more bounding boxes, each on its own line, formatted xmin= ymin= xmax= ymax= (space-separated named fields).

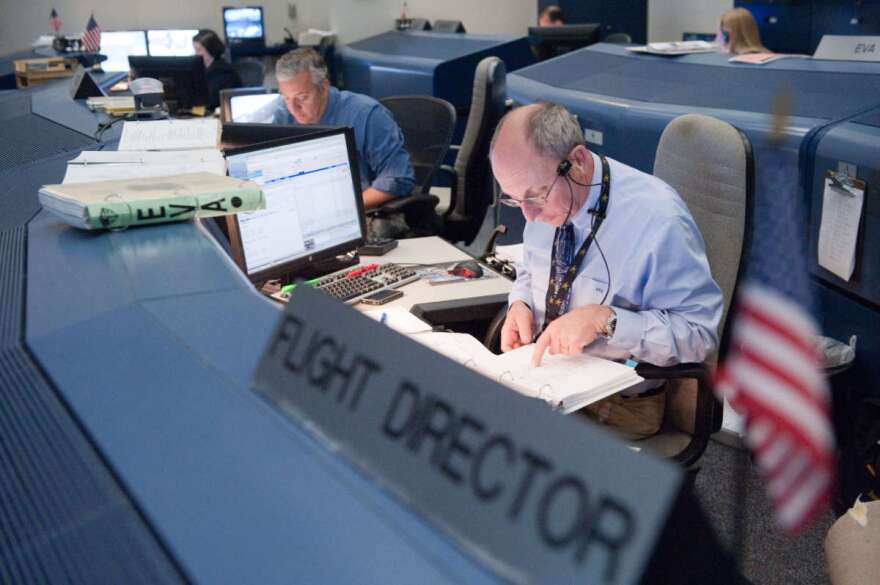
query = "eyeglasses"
xmin=498 ymin=173 xmax=562 ymax=208
xmin=281 ymin=88 xmax=319 ymax=108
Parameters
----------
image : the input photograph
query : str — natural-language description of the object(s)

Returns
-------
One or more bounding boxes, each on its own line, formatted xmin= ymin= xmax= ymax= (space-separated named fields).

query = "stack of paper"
xmin=63 ymin=149 xmax=226 ymax=184
xmin=86 ymin=96 xmax=136 ymax=115
xmin=627 ymin=41 xmax=718 ymax=56
xmin=118 ymin=118 xmax=221 ymax=151
xmin=39 ymin=172 xmax=264 ymax=230
xmin=409 ymin=332 xmax=643 ymax=413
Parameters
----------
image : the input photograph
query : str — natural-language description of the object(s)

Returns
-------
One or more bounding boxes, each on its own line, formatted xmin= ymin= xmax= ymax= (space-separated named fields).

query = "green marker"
xmin=281 ymin=278 xmax=321 ymax=296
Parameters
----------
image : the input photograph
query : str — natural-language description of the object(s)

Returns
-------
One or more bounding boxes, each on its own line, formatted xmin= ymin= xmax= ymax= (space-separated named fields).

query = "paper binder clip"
xmin=829 ymin=172 xmax=858 ymax=197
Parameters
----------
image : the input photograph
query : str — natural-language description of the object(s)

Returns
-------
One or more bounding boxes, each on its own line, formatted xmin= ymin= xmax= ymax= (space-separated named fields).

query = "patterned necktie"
xmin=546 ymin=222 xmax=575 ymax=324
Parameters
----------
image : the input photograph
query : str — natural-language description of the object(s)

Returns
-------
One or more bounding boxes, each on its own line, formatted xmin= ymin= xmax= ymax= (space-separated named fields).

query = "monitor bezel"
xmin=223 ymin=6 xmax=266 ymax=46
xmin=219 ymin=86 xmax=275 ymax=123
xmin=224 ymin=127 xmax=367 ymax=284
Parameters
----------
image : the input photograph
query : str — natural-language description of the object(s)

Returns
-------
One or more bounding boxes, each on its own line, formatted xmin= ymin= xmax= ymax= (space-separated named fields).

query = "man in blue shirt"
xmin=491 ymin=103 xmax=723 ymax=440
xmin=272 ymin=48 xmax=415 ymax=210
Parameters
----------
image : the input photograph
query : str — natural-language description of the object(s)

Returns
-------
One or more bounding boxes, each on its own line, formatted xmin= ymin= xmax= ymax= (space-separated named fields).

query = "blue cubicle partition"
xmin=736 ymin=0 xmax=880 ymax=55
xmin=338 ymin=31 xmax=534 ymax=113
xmin=805 ymin=108 xmax=880 ymax=396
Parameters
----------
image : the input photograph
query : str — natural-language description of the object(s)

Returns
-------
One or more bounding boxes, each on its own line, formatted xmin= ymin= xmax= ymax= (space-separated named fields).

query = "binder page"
xmin=818 ymin=175 xmax=865 ymax=282
xmin=118 ymin=119 xmax=221 ymax=151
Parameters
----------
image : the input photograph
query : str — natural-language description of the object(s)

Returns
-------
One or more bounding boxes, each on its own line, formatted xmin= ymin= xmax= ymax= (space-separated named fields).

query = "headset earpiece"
xmin=556 ymin=159 xmax=572 ymax=177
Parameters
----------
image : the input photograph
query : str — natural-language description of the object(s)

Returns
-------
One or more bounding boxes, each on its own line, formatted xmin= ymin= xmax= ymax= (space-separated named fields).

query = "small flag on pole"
xmin=715 ymin=129 xmax=835 ymax=534
xmin=49 ymin=8 xmax=62 ymax=34
xmin=82 ymin=13 xmax=101 ymax=53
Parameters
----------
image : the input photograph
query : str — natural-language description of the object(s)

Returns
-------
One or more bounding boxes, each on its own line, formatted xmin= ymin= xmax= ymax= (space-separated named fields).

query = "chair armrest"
xmin=635 ymin=361 xmax=718 ymax=468
xmin=436 ymin=165 xmax=459 ymax=218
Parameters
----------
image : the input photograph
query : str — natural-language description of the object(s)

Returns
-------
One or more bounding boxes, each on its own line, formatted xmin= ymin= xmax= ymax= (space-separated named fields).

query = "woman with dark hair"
xmin=192 ymin=29 xmax=242 ymax=110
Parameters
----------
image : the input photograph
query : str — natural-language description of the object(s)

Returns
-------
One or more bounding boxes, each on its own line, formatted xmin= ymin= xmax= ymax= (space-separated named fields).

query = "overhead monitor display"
xmin=147 ymin=29 xmax=198 ymax=56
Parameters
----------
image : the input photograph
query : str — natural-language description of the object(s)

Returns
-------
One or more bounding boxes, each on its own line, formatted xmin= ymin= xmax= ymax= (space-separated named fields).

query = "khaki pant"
xmin=580 ymin=390 xmax=666 ymax=441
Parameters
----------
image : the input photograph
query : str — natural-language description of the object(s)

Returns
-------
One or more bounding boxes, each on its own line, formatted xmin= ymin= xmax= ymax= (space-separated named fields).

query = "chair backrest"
xmin=603 ymin=32 xmax=632 ymax=44
xmin=379 ymin=96 xmax=456 ymax=195
xmin=653 ymin=113 xmax=752 ymax=433
xmin=232 ymin=58 xmax=264 ymax=87
xmin=445 ymin=56 xmax=507 ymax=244
xmin=433 ymin=20 xmax=466 ymax=33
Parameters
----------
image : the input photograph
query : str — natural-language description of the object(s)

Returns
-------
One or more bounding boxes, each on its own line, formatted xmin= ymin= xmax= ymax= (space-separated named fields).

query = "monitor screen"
xmin=231 ymin=94 xmax=280 ymax=123
xmin=147 ymin=29 xmax=198 ymax=56
xmin=223 ymin=7 xmax=265 ymax=40
xmin=528 ymin=24 xmax=601 ymax=60
xmin=100 ymin=30 xmax=148 ymax=72
xmin=225 ymin=129 xmax=366 ymax=281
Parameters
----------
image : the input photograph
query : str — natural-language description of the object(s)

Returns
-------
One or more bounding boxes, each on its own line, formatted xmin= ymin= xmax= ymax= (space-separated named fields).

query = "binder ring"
xmin=101 ymin=192 xmax=132 ymax=231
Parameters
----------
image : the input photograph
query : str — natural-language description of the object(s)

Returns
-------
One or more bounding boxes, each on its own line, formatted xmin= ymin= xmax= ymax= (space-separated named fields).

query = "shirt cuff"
xmin=370 ymin=176 xmax=416 ymax=198
xmin=605 ymin=306 xmax=641 ymax=352
xmin=508 ymin=292 xmax=531 ymax=311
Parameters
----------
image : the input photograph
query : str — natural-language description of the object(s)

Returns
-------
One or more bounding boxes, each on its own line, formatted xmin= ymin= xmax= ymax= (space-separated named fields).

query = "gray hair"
xmin=275 ymin=48 xmax=328 ymax=85
xmin=491 ymin=102 xmax=584 ymax=161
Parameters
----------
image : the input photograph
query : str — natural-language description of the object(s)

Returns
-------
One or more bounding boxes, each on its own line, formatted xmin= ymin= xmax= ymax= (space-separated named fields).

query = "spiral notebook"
xmin=411 ymin=332 xmax=643 ymax=414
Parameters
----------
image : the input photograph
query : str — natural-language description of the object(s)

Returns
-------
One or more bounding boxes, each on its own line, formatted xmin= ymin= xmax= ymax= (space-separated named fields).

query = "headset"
xmin=554 ymin=154 xmax=612 ymax=305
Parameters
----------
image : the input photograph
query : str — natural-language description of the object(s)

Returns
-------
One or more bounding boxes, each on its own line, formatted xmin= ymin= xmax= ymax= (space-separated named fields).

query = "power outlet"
xmin=288 ymin=3 xmax=297 ymax=20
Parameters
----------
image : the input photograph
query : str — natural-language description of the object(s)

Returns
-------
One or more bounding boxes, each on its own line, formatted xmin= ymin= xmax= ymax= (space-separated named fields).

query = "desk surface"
xmin=360 ymin=237 xmax=511 ymax=312
xmin=346 ymin=30 xmax=512 ymax=61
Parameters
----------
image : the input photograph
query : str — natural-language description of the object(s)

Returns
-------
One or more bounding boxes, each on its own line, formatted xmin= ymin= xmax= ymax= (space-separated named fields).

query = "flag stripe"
xmin=726 ymin=357 xmax=833 ymax=449
xmin=739 ymin=283 xmax=819 ymax=349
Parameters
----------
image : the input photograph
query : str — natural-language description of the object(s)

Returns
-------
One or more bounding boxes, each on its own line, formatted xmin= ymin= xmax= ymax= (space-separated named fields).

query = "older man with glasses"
xmin=491 ymin=103 xmax=723 ymax=440
xmin=272 ymin=48 xmax=415 ymax=216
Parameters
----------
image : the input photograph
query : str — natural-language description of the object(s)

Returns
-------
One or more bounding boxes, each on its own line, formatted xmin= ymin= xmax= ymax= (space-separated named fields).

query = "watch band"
xmin=603 ymin=308 xmax=618 ymax=339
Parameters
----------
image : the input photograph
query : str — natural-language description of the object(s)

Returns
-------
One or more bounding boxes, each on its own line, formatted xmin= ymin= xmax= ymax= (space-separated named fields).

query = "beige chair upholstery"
xmin=640 ymin=114 xmax=751 ymax=464
xmin=825 ymin=499 xmax=880 ymax=585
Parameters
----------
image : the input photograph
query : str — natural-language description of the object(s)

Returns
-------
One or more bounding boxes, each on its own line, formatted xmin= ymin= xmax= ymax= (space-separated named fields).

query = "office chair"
xmin=825 ymin=500 xmax=880 ymax=584
xmin=408 ymin=18 xmax=431 ymax=31
xmin=369 ymin=96 xmax=456 ymax=236
xmin=433 ymin=20 xmax=466 ymax=33
xmin=232 ymin=58 xmax=264 ymax=87
xmin=483 ymin=114 xmax=752 ymax=470
xmin=436 ymin=56 xmax=508 ymax=246
xmin=603 ymin=32 xmax=632 ymax=44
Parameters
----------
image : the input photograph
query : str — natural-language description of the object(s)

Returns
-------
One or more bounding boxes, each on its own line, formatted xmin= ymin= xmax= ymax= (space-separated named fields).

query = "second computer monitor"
xmin=224 ymin=128 xmax=366 ymax=283
xmin=147 ymin=29 xmax=198 ymax=56
xmin=100 ymin=30 xmax=148 ymax=72
xmin=219 ymin=87 xmax=281 ymax=123
xmin=223 ymin=6 xmax=265 ymax=48
xmin=528 ymin=24 xmax=601 ymax=60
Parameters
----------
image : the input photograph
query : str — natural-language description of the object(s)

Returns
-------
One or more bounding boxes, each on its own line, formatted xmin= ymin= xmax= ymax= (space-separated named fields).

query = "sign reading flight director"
xmin=252 ymin=286 xmax=684 ymax=584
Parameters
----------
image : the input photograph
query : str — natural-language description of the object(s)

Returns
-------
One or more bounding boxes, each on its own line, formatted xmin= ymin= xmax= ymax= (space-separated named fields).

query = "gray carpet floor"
xmin=693 ymin=439 xmax=837 ymax=585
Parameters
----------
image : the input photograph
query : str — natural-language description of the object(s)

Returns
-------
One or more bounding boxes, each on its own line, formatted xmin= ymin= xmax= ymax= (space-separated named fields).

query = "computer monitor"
xmin=147 ymin=29 xmax=198 ymax=56
xmin=100 ymin=30 xmax=148 ymax=72
xmin=219 ymin=87 xmax=280 ymax=123
xmin=528 ymin=24 xmax=601 ymax=60
xmin=128 ymin=56 xmax=208 ymax=110
xmin=224 ymin=128 xmax=367 ymax=283
xmin=223 ymin=6 xmax=265 ymax=49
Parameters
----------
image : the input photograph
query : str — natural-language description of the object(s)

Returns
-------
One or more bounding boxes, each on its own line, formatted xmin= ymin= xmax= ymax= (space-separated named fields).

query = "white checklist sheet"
xmin=817 ymin=172 xmax=865 ymax=282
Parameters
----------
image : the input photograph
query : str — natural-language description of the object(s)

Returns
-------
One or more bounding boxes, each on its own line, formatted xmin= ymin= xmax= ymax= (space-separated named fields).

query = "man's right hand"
xmin=501 ymin=301 xmax=534 ymax=352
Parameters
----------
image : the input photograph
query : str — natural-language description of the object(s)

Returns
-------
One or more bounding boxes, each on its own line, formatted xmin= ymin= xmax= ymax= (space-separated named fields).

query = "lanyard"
xmin=542 ymin=155 xmax=611 ymax=330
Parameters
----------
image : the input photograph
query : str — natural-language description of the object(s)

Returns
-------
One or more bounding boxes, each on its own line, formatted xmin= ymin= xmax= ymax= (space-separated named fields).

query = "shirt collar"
xmin=570 ymin=151 xmax=604 ymax=230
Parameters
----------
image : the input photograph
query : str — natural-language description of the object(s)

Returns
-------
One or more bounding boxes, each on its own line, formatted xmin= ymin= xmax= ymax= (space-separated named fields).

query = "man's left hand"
xmin=532 ymin=304 xmax=613 ymax=367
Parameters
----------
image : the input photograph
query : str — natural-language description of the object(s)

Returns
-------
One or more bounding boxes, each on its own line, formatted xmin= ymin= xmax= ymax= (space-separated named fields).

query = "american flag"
xmin=82 ymin=14 xmax=101 ymax=53
xmin=48 ymin=8 xmax=62 ymax=33
xmin=715 ymin=143 xmax=835 ymax=534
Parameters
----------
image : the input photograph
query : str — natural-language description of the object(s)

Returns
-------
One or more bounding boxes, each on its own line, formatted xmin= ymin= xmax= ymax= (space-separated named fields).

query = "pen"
xmin=379 ymin=312 xmax=388 ymax=324
xmin=281 ymin=278 xmax=321 ymax=295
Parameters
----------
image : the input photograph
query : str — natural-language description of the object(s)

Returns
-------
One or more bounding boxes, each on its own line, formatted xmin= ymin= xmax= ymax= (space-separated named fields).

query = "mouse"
xmin=449 ymin=260 xmax=483 ymax=279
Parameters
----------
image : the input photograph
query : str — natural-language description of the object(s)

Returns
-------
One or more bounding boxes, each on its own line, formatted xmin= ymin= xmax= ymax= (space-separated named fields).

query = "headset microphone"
xmin=556 ymin=159 xmax=572 ymax=176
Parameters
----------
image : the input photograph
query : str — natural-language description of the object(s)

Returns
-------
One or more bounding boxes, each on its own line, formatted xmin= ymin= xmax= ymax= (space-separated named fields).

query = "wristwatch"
xmin=602 ymin=308 xmax=618 ymax=339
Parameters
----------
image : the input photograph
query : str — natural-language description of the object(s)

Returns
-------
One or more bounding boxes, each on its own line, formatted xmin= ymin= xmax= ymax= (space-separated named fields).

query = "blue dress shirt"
xmin=272 ymin=87 xmax=416 ymax=197
xmin=509 ymin=152 xmax=723 ymax=369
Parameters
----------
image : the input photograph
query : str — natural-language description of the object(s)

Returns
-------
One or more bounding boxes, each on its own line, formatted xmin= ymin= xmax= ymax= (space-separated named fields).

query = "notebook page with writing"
xmin=118 ymin=119 xmax=221 ymax=151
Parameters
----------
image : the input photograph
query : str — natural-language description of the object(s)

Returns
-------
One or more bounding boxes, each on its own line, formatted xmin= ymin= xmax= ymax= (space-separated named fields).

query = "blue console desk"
xmin=338 ymin=31 xmax=534 ymax=113
xmin=0 ymin=76 xmax=509 ymax=585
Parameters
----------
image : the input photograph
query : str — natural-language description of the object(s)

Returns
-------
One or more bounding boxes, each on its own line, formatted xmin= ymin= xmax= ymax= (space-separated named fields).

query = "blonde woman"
xmin=718 ymin=8 xmax=769 ymax=54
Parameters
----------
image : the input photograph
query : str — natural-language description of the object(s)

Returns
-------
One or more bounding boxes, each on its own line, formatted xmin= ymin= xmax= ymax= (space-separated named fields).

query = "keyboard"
xmin=313 ymin=262 xmax=418 ymax=304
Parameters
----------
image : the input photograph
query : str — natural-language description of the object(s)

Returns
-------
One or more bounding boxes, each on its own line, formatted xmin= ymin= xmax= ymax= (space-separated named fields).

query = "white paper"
xmin=71 ymin=149 xmax=224 ymax=165
xmin=818 ymin=177 xmax=864 ymax=281
xmin=363 ymin=307 xmax=433 ymax=335
xmin=493 ymin=243 xmax=524 ymax=265
xmin=118 ymin=119 xmax=221 ymax=151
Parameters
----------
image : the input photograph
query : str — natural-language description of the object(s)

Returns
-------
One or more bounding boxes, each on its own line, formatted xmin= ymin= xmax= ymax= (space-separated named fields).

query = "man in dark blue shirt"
xmin=272 ymin=48 xmax=415 ymax=210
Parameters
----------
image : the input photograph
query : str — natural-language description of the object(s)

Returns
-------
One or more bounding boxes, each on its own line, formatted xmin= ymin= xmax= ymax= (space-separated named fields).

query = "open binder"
xmin=412 ymin=332 xmax=643 ymax=413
